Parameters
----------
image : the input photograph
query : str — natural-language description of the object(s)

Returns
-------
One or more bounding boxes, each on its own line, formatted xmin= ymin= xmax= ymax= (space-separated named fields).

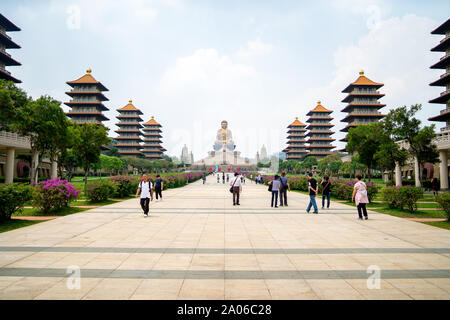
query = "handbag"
xmin=229 ymin=177 xmax=237 ymax=193
xmin=268 ymin=183 xmax=272 ymax=192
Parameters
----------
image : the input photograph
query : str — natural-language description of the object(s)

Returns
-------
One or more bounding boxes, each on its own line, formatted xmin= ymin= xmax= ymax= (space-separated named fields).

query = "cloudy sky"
xmin=2 ymin=0 xmax=449 ymax=160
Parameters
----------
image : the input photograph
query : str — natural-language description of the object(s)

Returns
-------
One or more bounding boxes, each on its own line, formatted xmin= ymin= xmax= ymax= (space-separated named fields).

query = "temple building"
xmin=260 ymin=145 xmax=268 ymax=162
xmin=115 ymin=100 xmax=143 ymax=157
xmin=306 ymin=101 xmax=335 ymax=158
xmin=181 ymin=144 xmax=192 ymax=164
xmin=65 ymin=68 xmax=109 ymax=125
xmin=141 ymin=116 xmax=165 ymax=160
xmin=428 ymin=18 xmax=450 ymax=190
xmin=0 ymin=14 xmax=21 ymax=83
xmin=340 ymin=71 xmax=386 ymax=151
xmin=283 ymin=117 xmax=308 ymax=161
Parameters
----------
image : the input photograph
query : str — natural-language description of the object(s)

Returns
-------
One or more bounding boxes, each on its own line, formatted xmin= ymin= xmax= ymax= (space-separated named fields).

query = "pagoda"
xmin=65 ymin=69 xmax=109 ymax=125
xmin=115 ymin=100 xmax=143 ymax=157
xmin=340 ymin=71 xmax=386 ymax=151
xmin=428 ymin=18 xmax=450 ymax=129
xmin=283 ymin=117 xmax=308 ymax=161
xmin=0 ymin=14 xmax=21 ymax=83
xmin=142 ymin=116 xmax=165 ymax=160
xmin=306 ymin=101 xmax=335 ymax=158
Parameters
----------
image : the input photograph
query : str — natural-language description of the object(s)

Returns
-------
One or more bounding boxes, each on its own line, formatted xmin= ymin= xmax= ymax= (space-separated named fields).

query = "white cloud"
xmin=236 ymin=38 xmax=273 ymax=58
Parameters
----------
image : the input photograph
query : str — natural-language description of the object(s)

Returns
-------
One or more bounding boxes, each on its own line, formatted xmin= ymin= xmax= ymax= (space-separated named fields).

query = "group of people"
xmin=135 ymin=174 xmax=164 ymax=217
xmin=267 ymin=172 xmax=370 ymax=220
xmin=136 ymin=171 xmax=371 ymax=220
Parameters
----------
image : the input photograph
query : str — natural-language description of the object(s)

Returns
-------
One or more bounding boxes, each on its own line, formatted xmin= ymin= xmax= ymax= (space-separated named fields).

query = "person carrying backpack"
xmin=135 ymin=174 xmax=153 ymax=217
xmin=321 ymin=176 xmax=331 ymax=209
xmin=279 ymin=172 xmax=290 ymax=207
xmin=154 ymin=174 xmax=164 ymax=201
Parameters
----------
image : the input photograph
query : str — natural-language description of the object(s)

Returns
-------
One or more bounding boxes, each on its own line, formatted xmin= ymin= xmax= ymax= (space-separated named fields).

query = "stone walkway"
xmin=1 ymin=175 xmax=450 ymax=300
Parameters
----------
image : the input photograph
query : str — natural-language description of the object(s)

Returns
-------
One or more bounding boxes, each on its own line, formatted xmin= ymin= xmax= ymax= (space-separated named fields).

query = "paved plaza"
xmin=1 ymin=176 xmax=450 ymax=300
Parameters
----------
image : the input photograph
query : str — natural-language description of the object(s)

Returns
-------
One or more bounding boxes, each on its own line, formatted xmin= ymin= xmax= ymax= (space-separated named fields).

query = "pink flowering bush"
xmin=110 ymin=176 xmax=138 ymax=198
xmin=33 ymin=178 xmax=81 ymax=214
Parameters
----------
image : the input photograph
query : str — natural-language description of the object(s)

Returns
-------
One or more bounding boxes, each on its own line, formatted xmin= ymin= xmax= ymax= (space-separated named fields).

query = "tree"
xmin=71 ymin=124 xmax=110 ymax=192
xmin=12 ymin=96 xmax=69 ymax=184
xmin=300 ymin=156 xmax=318 ymax=173
xmin=0 ymin=79 xmax=31 ymax=131
xmin=346 ymin=122 xmax=383 ymax=180
xmin=383 ymin=104 xmax=439 ymax=185
xmin=317 ymin=154 xmax=342 ymax=176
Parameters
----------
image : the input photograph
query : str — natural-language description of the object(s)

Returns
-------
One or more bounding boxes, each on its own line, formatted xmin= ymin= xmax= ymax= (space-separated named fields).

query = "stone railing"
xmin=0 ymin=131 xmax=31 ymax=149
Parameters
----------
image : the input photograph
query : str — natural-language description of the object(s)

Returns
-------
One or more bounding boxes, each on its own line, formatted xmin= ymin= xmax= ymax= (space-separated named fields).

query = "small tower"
xmin=0 ymin=14 xmax=21 ymax=83
xmin=283 ymin=117 xmax=308 ymax=161
xmin=340 ymin=70 xmax=385 ymax=151
xmin=115 ymin=100 xmax=143 ymax=157
xmin=142 ymin=116 xmax=164 ymax=160
xmin=306 ymin=101 xmax=335 ymax=159
xmin=260 ymin=145 xmax=268 ymax=162
xmin=65 ymin=68 xmax=110 ymax=125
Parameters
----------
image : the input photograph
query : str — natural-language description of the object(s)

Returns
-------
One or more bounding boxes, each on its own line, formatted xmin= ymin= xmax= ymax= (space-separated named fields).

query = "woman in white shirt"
xmin=136 ymin=174 xmax=154 ymax=217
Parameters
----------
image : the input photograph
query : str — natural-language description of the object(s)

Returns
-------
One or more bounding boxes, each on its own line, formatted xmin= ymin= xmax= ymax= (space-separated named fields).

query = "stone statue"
xmin=213 ymin=120 xmax=235 ymax=151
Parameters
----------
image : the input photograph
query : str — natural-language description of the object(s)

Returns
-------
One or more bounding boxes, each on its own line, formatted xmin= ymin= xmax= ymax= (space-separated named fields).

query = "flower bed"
xmin=32 ymin=178 xmax=81 ymax=214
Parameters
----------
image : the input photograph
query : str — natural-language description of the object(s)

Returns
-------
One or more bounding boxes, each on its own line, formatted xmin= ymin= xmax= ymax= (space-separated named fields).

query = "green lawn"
xmin=14 ymin=206 xmax=89 ymax=217
xmin=422 ymin=220 xmax=450 ymax=230
xmin=0 ymin=219 xmax=44 ymax=233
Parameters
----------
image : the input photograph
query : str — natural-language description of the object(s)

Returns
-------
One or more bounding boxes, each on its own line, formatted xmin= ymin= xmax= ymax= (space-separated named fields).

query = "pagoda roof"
xmin=143 ymin=116 xmax=162 ymax=127
xmin=65 ymin=91 xmax=109 ymax=101
xmin=342 ymin=113 xmax=385 ymax=123
xmin=306 ymin=101 xmax=332 ymax=115
xmin=429 ymin=108 xmax=450 ymax=122
xmin=0 ymin=14 xmax=21 ymax=32
xmin=432 ymin=18 xmax=450 ymax=35
xmin=341 ymin=103 xmax=386 ymax=113
xmin=431 ymin=36 xmax=450 ymax=52
xmin=0 ymin=50 xmax=21 ymax=66
xmin=0 ymin=68 xmax=21 ymax=83
xmin=430 ymin=72 xmax=450 ymax=86
xmin=341 ymin=92 xmax=385 ymax=103
xmin=66 ymin=112 xmax=109 ymax=121
xmin=430 ymin=54 xmax=450 ymax=69
xmin=117 ymin=100 xmax=144 ymax=114
xmin=0 ymin=32 xmax=20 ymax=49
xmin=288 ymin=117 xmax=306 ymax=127
xmin=67 ymin=69 xmax=109 ymax=91
xmin=64 ymin=101 xmax=109 ymax=111
xmin=342 ymin=71 xmax=384 ymax=93
xmin=429 ymin=90 xmax=450 ymax=104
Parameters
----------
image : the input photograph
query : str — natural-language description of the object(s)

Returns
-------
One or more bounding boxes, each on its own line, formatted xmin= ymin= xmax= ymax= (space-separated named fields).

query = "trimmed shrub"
xmin=110 ymin=176 xmax=138 ymax=198
xmin=0 ymin=184 xmax=33 ymax=222
xmin=435 ymin=193 xmax=450 ymax=221
xmin=86 ymin=180 xmax=114 ymax=203
xmin=32 ymin=178 xmax=81 ymax=214
xmin=382 ymin=186 xmax=423 ymax=212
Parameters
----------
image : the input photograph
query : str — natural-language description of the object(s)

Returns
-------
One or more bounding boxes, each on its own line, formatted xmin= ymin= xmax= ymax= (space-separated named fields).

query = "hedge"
xmin=381 ymin=186 xmax=424 ymax=212
xmin=435 ymin=193 xmax=450 ymax=221
xmin=0 ymin=183 xmax=33 ymax=222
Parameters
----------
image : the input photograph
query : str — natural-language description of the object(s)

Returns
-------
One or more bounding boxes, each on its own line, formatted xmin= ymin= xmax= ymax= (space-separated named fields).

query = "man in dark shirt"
xmin=321 ymin=176 xmax=331 ymax=209
xmin=306 ymin=173 xmax=318 ymax=214
xmin=279 ymin=172 xmax=290 ymax=206
xmin=154 ymin=175 xmax=163 ymax=201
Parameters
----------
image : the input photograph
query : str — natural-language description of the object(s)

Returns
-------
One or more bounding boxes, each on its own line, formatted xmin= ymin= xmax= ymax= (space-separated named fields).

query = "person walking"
xmin=255 ymin=175 xmax=259 ymax=184
xmin=222 ymin=172 xmax=225 ymax=184
xmin=217 ymin=173 xmax=220 ymax=183
xmin=321 ymin=176 xmax=331 ymax=209
xmin=352 ymin=175 xmax=369 ymax=220
xmin=230 ymin=172 xmax=242 ymax=206
xmin=306 ymin=173 xmax=319 ymax=214
xmin=279 ymin=172 xmax=290 ymax=207
xmin=226 ymin=174 xmax=230 ymax=183
xmin=269 ymin=175 xmax=281 ymax=208
xmin=202 ymin=173 xmax=207 ymax=185
xmin=431 ymin=177 xmax=439 ymax=195
xmin=154 ymin=174 xmax=163 ymax=201
xmin=136 ymin=174 xmax=153 ymax=217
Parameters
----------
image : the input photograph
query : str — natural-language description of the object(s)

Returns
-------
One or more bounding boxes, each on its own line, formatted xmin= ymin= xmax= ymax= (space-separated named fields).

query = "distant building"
xmin=428 ymin=18 xmax=450 ymax=190
xmin=283 ymin=117 xmax=308 ymax=161
xmin=306 ymin=101 xmax=335 ymax=159
xmin=260 ymin=145 xmax=268 ymax=162
xmin=256 ymin=151 xmax=260 ymax=163
xmin=65 ymin=68 xmax=110 ymax=125
xmin=181 ymin=144 xmax=190 ymax=164
xmin=0 ymin=14 xmax=21 ymax=83
xmin=115 ymin=100 xmax=143 ymax=157
xmin=340 ymin=71 xmax=386 ymax=151
xmin=142 ymin=116 xmax=165 ymax=160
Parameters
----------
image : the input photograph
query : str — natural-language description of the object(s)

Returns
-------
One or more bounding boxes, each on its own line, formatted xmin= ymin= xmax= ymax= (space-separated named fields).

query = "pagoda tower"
xmin=340 ymin=71 xmax=386 ymax=151
xmin=115 ymin=100 xmax=143 ymax=157
xmin=142 ymin=116 xmax=164 ymax=160
xmin=306 ymin=101 xmax=335 ymax=159
xmin=65 ymin=68 xmax=109 ymax=125
xmin=428 ymin=18 xmax=450 ymax=190
xmin=283 ymin=117 xmax=308 ymax=161
xmin=428 ymin=18 xmax=450 ymax=130
xmin=0 ymin=14 xmax=21 ymax=83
